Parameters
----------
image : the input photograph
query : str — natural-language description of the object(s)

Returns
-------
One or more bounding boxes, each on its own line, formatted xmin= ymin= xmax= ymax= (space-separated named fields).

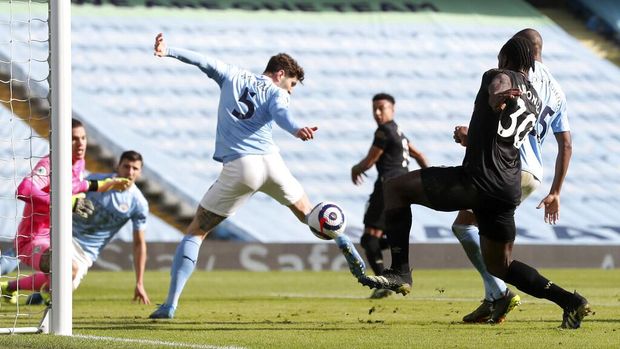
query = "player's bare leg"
xmin=287 ymin=193 xmax=312 ymax=223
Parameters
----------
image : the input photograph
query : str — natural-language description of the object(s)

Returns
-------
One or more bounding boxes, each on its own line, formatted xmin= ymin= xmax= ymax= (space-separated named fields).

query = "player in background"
xmin=1 ymin=119 xmax=129 ymax=304
xmin=73 ymin=150 xmax=150 ymax=303
xmin=27 ymin=150 xmax=151 ymax=306
xmin=360 ymin=37 xmax=590 ymax=329
xmin=149 ymin=33 xmax=366 ymax=319
xmin=351 ymin=93 xmax=428 ymax=299
xmin=452 ymin=28 xmax=572 ymax=324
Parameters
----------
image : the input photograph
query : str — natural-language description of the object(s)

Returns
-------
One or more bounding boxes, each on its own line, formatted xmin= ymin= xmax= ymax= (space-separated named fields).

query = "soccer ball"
xmin=307 ymin=201 xmax=346 ymax=240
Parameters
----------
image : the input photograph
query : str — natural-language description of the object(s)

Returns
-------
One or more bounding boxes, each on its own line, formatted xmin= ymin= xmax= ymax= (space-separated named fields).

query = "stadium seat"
xmin=2 ymin=2 xmax=619 ymax=243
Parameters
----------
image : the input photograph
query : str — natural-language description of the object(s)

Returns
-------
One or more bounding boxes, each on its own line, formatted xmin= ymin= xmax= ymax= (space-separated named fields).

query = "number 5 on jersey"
xmin=232 ymin=87 xmax=257 ymax=120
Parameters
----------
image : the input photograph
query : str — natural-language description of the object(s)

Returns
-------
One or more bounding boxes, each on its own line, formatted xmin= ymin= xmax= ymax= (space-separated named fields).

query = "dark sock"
xmin=384 ymin=207 xmax=412 ymax=273
xmin=504 ymin=260 xmax=574 ymax=309
xmin=360 ymin=234 xmax=385 ymax=275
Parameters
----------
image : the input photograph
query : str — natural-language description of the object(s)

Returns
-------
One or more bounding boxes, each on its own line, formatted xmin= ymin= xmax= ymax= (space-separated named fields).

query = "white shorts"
xmin=200 ymin=153 xmax=305 ymax=217
xmin=520 ymin=170 xmax=541 ymax=203
xmin=72 ymin=239 xmax=93 ymax=290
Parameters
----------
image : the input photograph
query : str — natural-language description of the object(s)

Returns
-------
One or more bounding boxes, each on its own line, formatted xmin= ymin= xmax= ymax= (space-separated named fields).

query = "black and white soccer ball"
xmin=307 ymin=201 xmax=346 ymax=240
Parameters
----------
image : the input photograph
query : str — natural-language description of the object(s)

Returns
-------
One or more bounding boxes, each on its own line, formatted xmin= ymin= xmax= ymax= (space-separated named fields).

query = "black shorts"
xmin=363 ymin=179 xmax=385 ymax=230
xmin=420 ymin=166 xmax=517 ymax=242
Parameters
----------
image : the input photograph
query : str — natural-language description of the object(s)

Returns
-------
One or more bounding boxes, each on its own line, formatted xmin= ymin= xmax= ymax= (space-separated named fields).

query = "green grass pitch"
xmin=1 ymin=269 xmax=619 ymax=348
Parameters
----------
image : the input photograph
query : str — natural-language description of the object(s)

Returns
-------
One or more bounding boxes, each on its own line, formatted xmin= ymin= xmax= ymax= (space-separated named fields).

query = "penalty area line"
xmin=74 ymin=334 xmax=245 ymax=349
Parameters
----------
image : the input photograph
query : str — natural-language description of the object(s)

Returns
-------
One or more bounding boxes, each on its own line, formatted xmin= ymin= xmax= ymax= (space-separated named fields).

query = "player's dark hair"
xmin=119 ymin=150 xmax=143 ymax=166
xmin=500 ymin=37 xmax=535 ymax=73
xmin=264 ymin=53 xmax=305 ymax=83
xmin=372 ymin=93 xmax=395 ymax=105
xmin=72 ymin=118 xmax=83 ymax=129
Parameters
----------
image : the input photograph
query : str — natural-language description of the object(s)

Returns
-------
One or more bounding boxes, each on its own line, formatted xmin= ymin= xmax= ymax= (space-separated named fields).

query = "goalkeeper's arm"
xmin=87 ymin=177 xmax=131 ymax=192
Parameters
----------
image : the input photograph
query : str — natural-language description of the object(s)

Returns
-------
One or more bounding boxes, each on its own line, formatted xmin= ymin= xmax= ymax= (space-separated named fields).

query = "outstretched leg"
xmin=359 ymin=170 xmax=430 ymax=294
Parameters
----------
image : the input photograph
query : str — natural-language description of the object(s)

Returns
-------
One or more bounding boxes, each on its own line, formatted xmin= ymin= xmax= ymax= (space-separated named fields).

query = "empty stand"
xmin=1 ymin=2 xmax=619 ymax=244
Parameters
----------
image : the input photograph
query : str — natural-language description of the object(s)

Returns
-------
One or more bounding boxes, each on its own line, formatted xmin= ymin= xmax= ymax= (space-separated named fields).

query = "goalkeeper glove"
xmin=72 ymin=194 xmax=94 ymax=219
xmin=88 ymin=177 xmax=131 ymax=192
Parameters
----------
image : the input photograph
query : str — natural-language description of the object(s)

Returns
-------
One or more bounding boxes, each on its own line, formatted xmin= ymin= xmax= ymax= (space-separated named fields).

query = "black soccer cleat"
xmin=358 ymin=268 xmax=412 ymax=296
xmin=487 ymin=289 xmax=521 ymax=324
xmin=561 ymin=291 xmax=592 ymax=329
xmin=462 ymin=299 xmax=493 ymax=323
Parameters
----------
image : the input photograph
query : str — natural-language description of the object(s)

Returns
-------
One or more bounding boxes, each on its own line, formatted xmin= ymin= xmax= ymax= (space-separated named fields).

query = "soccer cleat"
xmin=462 ymin=299 xmax=493 ymax=323
xmin=334 ymin=235 xmax=366 ymax=279
xmin=488 ymin=289 xmax=521 ymax=324
xmin=358 ymin=268 xmax=412 ymax=296
xmin=369 ymin=288 xmax=394 ymax=299
xmin=149 ymin=304 xmax=176 ymax=319
xmin=561 ymin=291 xmax=591 ymax=329
xmin=1 ymin=281 xmax=18 ymax=305
xmin=26 ymin=291 xmax=51 ymax=306
xmin=26 ymin=292 xmax=44 ymax=305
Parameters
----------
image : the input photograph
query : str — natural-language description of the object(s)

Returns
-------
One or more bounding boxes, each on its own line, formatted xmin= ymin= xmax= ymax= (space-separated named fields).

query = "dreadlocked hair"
xmin=500 ymin=36 xmax=535 ymax=73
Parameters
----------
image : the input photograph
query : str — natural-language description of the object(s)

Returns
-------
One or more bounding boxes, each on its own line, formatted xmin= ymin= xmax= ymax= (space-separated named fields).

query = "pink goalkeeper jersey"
xmin=15 ymin=156 xmax=89 ymax=247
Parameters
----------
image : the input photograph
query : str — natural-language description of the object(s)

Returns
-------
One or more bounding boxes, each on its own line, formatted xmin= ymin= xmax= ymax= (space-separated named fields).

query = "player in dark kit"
xmin=351 ymin=93 xmax=428 ymax=299
xmin=359 ymin=37 xmax=591 ymax=329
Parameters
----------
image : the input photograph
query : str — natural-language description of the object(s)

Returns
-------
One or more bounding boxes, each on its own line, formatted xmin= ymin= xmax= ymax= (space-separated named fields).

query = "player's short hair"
xmin=264 ymin=53 xmax=305 ymax=83
xmin=372 ymin=93 xmax=395 ymax=105
xmin=72 ymin=118 xmax=83 ymax=129
xmin=119 ymin=150 xmax=143 ymax=166
xmin=513 ymin=28 xmax=542 ymax=57
xmin=500 ymin=37 xmax=535 ymax=73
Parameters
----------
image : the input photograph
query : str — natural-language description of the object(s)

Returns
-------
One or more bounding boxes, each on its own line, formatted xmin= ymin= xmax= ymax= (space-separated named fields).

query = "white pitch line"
xmin=74 ymin=334 xmax=246 ymax=349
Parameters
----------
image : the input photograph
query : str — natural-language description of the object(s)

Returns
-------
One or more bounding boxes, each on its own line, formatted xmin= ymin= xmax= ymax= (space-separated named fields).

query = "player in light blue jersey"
xmin=451 ymin=28 xmax=572 ymax=324
xmin=150 ymin=33 xmax=366 ymax=319
xmin=72 ymin=150 xmax=151 ymax=304
xmin=23 ymin=150 xmax=149 ymax=306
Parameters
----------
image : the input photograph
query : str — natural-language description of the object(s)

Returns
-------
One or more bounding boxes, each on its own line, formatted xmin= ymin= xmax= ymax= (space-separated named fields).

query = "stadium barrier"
xmin=86 ymin=241 xmax=620 ymax=270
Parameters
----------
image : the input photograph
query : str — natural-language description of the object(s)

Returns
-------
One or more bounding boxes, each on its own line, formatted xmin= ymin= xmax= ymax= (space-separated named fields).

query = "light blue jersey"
xmin=520 ymin=61 xmax=570 ymax=181
xmin=72 ymin=173 xmax=148 ymax=262
xmin=167 ymin=48 xmax=301 ymax=163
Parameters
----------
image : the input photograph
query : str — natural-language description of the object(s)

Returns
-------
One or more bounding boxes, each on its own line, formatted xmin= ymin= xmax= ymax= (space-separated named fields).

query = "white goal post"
xmin=0 ymin=0 xmax=71 ymax=335
xmin=49 ymin=0 xmax=73 ymax=336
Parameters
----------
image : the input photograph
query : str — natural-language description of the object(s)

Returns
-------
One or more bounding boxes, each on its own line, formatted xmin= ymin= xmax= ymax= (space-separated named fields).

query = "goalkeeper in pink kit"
xmin=1 ymin=119 xmax=130 ymax=304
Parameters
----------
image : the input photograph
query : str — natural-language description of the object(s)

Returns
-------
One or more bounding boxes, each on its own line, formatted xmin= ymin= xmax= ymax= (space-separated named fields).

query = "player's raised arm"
xmin=153 ymin=33 xmax=230 ymax=85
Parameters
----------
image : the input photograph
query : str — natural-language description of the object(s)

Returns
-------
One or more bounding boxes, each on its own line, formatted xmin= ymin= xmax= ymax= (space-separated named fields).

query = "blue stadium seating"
xmin=0 ymin=108 xmax=181 ymax=244
xmin=568 ymin=0 xmax=620 ymax=42
xmin=2 ymin=3 xmax=620 ymax=244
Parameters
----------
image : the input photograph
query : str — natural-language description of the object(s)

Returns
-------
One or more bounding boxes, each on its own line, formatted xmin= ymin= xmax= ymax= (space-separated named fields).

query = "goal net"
xmin=0 ymin=0 xmax=71 ymax=335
